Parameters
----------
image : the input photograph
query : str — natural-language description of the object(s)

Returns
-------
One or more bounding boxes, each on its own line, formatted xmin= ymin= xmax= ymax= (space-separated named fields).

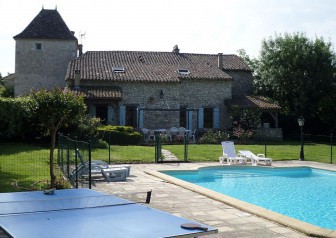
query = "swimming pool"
xmin=163 ymin=166 xmax=336 ymax=231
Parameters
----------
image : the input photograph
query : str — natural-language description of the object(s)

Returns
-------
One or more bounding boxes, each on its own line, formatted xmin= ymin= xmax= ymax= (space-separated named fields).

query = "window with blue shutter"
xmin=107 ymin=106 xmax=114 ymax=125
xmin=187 ymin=110 xmax=193 ymax=131
xmin=213 ymin=107 xmax=219 ymax=129
xmin=138 ymin=108 xmax=144 ymax=128
xmin=119 ymin=106 xmax=126 ymax=126
xmin=198 ymin=108 xmax=204 ymax=129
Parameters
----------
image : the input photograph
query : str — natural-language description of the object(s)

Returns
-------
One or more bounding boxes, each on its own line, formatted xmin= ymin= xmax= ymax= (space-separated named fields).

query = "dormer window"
xmin=35 ymin=43 xmax=42 ymax=50
xmin=112 ymin=67 xmax=125 ymax=73
xmin=177 ymin=69 xmax=190 ymax=75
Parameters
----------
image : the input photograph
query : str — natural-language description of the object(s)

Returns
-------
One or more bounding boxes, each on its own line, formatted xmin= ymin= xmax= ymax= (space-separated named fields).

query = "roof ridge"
xmin=84 ymin=50 xmax=239 ymax=57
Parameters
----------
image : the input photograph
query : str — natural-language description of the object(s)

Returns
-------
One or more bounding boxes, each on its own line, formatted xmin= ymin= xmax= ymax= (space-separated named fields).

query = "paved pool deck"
xmin=94 ymin=161 xmax=336 ymax=238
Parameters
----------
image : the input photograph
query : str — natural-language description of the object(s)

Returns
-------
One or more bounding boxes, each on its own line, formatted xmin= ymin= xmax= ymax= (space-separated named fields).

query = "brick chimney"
xmin=218 ymin=53 xmax=223 ymax=70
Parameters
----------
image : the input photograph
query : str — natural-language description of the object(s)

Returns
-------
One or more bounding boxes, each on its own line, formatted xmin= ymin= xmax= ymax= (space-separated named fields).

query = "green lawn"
xmin=0 ymin=143 xmax=51 ymax=192
xmin=165 ymin=141 xmax=333 ymax=163
xmin=0 ymin=141 xmax=334 ymax=192
xmin=92 ymin=145 xmax=155 ymax=164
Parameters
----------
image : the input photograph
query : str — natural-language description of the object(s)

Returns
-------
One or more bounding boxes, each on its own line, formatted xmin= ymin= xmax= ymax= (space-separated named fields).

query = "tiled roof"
xmin=66 ymin=51 xmax=250 ymax=83
xmin=72 ymin=86 xmax=122 ymax=100
xmin=14 ymin=9 xmax=77 ymax=40
xmin=228 ymin=95 xmax=281 ymax=110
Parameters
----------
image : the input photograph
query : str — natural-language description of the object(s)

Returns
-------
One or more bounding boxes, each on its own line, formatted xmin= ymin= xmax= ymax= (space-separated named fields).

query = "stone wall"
xmin=80 ymin=78 xmax=233 ymax=130
xmin=118 ymin=78 xmax=231 ymax=129
xmin=121 ymin=82 xmax=180 ymax=129
xmin=179 ymin=78 xmax=232 ymax=129
xmin=14 ymin=39 xmax=77 ymax=96
xmin=76 ymin=68 xmax=253 ymax=130
xmin=256 ymin=128 xmax=283 ymax=141
xmin=229 ymin=71 xmax=253 ymax=97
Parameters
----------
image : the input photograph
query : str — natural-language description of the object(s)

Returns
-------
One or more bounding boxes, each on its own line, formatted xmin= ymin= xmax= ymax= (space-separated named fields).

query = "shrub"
xmin=232 ymin=125 xmax=254 ymax=142
xmin=231 ymin=108 xmax=261 ymax=142
xmin=98 ymin=126 xmax=142 ymax=145
xmin=54 ymin=175 xmax=72 ymax=189
xmin=63 ymin=116 xmax=107 ymax=148
xmin=199 ymin=129 xmax=230 ymax=144
xmin=0 ymin=97 xmax=37 ymax=139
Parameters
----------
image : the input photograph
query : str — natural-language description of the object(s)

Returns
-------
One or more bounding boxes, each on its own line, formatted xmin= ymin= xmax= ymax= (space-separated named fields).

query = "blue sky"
xmin=1 ymin=0 xmax=335 ymax=76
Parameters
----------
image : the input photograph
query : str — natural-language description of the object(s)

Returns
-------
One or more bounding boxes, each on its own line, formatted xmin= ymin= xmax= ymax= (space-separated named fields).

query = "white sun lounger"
xmin=219 ymin=141 xmax=247 ymax=165
xmin=238 ymin=150 xmax=272 ymax=166
xmin=73 ymin=149 xmax=129 ymax=181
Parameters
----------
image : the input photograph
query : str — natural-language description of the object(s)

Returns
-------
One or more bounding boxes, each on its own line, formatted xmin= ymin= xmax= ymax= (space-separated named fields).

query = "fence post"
xmin=66 ymin=141 xmax=70 ymax=179
xmin=154 ymin=133 xmax=161 ymax=163
xmin=154 ymin=135 xmax=157 ymax=163
xmin=331 ymin=133 xmax=333 ymax=164
xmin=184 ymin=133 xmax=188 ymax=162
xmin=264 ymin=134 xmax=267 ymax=157
xmin=108 ymin=131 xmax=111 ymax=164
xmin=57 ymin=133 xmax=60 ymax=165
xmin=74 ymin=137 xmax=78 ymax=189
xmin=59 ymin=134 xmax=63 ymax=172
xmin=89 ymin=140 xmax=92 ymax=189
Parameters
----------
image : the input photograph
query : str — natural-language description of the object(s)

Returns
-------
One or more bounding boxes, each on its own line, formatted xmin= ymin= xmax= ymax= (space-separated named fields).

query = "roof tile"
xmin=71 ymin=86 xmax=122 ymax=100
xmin=66 ymin=51 xmax=250 ymax=83
xmin=228 ymin=95 xmax=281 ymax=110
xmin=14 ymin=9 xmax=77 ymax=40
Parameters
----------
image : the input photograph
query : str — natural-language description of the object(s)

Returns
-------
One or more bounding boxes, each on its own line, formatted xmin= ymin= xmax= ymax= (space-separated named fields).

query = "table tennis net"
xmin=0 ymin=192 xmax=151 ymax=216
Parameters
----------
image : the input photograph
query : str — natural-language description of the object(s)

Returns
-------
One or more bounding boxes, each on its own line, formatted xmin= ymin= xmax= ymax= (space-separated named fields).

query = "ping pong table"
xmin=0 ymin=188 xmax=217 ymax=238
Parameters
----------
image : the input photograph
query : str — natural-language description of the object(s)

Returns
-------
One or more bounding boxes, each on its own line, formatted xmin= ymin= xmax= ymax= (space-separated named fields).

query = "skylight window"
xmin=177 ymin=69 xmax=190 ymax=75
xmin=112 ymin=67 xmax=125 ymax=73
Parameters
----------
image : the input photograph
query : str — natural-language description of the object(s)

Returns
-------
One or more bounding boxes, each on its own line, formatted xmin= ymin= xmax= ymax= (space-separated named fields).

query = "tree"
xmin=29 ymin=88 xmax=86 ymax=187
xmin=237 ymin=49 xmax=259 ymax=73
xmin=254 ymin=33 xmax=336 ymax=119
xmin=318 ymin=87 xmax=336 ymax=133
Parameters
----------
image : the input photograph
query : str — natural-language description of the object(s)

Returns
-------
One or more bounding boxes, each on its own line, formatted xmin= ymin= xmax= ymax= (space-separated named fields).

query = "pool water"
xmin=164 ymin=167 xmax=336 ymax=230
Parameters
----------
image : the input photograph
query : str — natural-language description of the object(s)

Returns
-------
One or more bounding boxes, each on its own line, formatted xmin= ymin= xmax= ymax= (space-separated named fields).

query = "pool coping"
xmin=146 ymin=165 xmax=336 ymax=238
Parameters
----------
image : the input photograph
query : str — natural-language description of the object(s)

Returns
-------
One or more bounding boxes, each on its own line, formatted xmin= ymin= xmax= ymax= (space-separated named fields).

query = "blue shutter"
xmin=119 ymin=106 xmax=126 ymax=126
xmin=138 ymin=108 xmax=144 ymax=128
xmin=107 ymin=106 xmax=114 ymax=125
xmin=89 ymin=106 xmax=96 ymax=118
xmin=187 ymin=110 xmax=193 ymax=131
xmin=198 ymin=108 xmax=204 ymax=129
xmin=213 ymin=107 xmax=219 ymax=129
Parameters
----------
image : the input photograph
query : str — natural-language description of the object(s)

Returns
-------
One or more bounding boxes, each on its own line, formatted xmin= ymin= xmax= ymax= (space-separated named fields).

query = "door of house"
xmin=96 ymin=105 xmax=108 ymax=124
xmin=179 ymin=107 xmax=187 ymax=128
xmin=125 ymin=106 xmax=137 ymax=128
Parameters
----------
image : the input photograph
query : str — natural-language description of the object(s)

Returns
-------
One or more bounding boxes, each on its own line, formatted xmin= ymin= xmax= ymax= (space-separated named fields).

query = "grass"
xmin=0 ymin=143 xmax=51 ymax=192
xmin=0 ymin=141 xmax=334 ymax=192
xmin=92 ymin=145 xmax=155 ymax=164
xmin=165 ymin=141 xmax=334 ymax=163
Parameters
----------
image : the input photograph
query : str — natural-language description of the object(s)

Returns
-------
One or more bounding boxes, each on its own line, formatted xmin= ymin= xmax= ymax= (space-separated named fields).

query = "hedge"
xmin=0 ymin=97 xmax=33 ymax=139
xmin=97 ymin=126 xmax=142 ymax=145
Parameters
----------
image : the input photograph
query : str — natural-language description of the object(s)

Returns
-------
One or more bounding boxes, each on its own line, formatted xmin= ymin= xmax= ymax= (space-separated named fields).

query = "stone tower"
xmin=13 ymin=9 xmax=78 ymax=96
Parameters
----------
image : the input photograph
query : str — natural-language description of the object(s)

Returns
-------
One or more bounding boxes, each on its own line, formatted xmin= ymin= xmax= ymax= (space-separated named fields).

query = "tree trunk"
xmin=50 ymin=128 xmax=57 ymax=188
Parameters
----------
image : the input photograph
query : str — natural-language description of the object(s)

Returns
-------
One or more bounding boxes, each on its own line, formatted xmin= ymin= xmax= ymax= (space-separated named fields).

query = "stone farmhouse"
xmin=13 ymin=8 xmax=281 ymax=135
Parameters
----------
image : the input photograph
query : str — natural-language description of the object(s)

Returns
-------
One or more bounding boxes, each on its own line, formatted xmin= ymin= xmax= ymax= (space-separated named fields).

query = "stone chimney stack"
xmin=218 ymin=53 xmax=223 ymax=70
xmin=173 ymin=45 xmax=180 ymax=54
xmin=78 ymin=44 xmax=83 ymax=56
xmin=74 ymin=69 xmax=81 ymax=89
